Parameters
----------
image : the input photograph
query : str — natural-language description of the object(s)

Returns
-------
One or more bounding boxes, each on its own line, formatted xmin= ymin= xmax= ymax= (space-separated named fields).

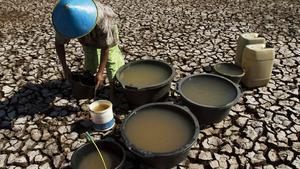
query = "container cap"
xmin=52 ymin=0 xmax=97 ymax=38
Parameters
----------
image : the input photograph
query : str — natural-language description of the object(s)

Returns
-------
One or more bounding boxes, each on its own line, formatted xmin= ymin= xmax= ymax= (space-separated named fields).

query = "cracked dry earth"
xmin=0 ymin=0 xmax=300 ymax=168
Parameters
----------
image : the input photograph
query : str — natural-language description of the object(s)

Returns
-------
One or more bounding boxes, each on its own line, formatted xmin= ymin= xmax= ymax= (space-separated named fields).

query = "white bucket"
xmin=88 ymin=100 xmax=115 ymax=131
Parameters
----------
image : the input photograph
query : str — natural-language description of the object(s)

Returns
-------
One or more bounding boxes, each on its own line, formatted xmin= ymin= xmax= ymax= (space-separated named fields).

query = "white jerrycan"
xmin=235 ymin=33 xmax=266 ymax=67
xmin=241 ymin=43 xmax=275 ymax=88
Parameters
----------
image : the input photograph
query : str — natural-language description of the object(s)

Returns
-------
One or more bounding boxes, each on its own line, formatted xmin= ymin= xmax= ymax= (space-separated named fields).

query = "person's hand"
xmin=95 ymin=72 xmax=105 ymax=91
xmin=63 ymin=67 xmax=72 ymax=80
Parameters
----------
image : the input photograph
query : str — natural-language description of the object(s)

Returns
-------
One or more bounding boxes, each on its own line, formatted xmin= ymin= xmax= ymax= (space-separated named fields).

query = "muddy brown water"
xmin=78 ymin=150 xmax=121 ymax=169
xmin=92 ymin=104 xmax=110 ymax=112
xmin=124 ymin=108 xmax=194 ymax=153
xmin=181 ymin=77 xmax=236 ymax=106
xmin=119 ymin=64 xmax=170 ymax=88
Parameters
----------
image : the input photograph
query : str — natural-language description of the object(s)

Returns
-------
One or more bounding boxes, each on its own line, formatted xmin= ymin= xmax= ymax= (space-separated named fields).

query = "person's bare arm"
xmin=55 ymin=41 xmax=71 ymax=80
xmin=95 ymin=47 xmax=109 ymax=90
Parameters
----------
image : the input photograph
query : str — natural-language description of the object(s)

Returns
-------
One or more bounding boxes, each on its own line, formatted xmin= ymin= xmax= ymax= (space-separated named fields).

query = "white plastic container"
xmin=88 ymin=100 xmax=115 ymax=131
xmin=241 ymin=43 xmax=275 ymax=88
xmin=235 ymin=33 xmax=266 ymax=67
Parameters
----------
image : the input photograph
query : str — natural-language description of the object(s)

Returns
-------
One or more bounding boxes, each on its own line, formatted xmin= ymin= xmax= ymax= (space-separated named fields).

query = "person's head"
xmin=52 ymin=0 xmax=98 ymax=39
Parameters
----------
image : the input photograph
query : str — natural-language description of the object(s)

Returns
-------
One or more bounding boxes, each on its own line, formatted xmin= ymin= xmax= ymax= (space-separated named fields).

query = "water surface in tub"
xmin=124 ymin=108 xmax=194 ymax=153
xmin=182 ymin=77 xmax=236 ymax=106
xmin=78 ymin=150 xmax=121 ymax=169
xmin=119 ymin=64 xmax=170 ymax=88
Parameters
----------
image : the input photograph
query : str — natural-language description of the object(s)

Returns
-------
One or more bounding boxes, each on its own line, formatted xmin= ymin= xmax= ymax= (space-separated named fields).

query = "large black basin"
xmin=177 ymin=73 xmax=242 ymax=125
xmin=213 ymin=63 xmax=245 ymax=83
xmin=71 ymin=139 xmax=126 ymax=169
xmin=115 ymin=60 xmax=175 ymax=106
xmin=120 ymin=102 xmax=199 ymax=169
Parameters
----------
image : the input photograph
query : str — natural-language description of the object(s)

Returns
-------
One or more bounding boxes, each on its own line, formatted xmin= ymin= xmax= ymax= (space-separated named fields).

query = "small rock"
xmin=60 ymin=135 xmax=67 ymax=143
xmin=277 ymin=130 xmax=288 ymax=143
xmin=276 ymin=164 xmax=293 ymax=169
xmin=188 ymin=150 xmax=198 ymax=159
xmin=34 ymin=154 xmax=48 ymax=164
xmin=292 ymin=155 xmax=300 ymax=168
xmin=8 ymin=166 xmax=22 ymax=169
xmin=14 ymin=116 xmax=29 ymax=125
xmin=228 ymin=156 xmax=239 ymax=169
xmin=236 ymin=117 xmax=248 ymax=127
xmin=15 ymin=156 xmax=28 ymax=167
xmin=243 ymin=125 xmax=259 ymax=140
xmin=235 ymin=137 xmax=253 ymax=150
xmin=202 ymin=136 xmax=223 ymax=150
xmin=13 ymin=124 xmax=26 ymax=132
xmin=245 ymin=95 xmax=259 ymax=105
xmin=0 ymin=154 xmax=8 ymax=167
xmin=2 ymin=86 xmax=14 ymax=94
xmin=189 ymin=163 xmax=204 ymax=169
xmin=287 ymin=133 xmax=298 ymax=141
xmin=33 ymin=142 xmax=45 ymax=150
xmin=31 ymin=129 xmax=42 ymax=141
xmin=53 ymin=154 xmax=65 ymax=168
xmin=26 ymin=164 xmax=39 ymax=169
xmin=67 ymin=152 xmax=73 ymax=160
xmin=231 ymin=104 xmax=246 ymax=112
xmin=270 ymin=105 xmax=281 ymax=111
xmin=41 ymin=129 xmax=51 ymax=141
xmin=7 ymin=153 xmax=17 ymax=165
xmin=72 ymin=140 xmax=86 ymax=150
xmin=26 ymin=125 xmax=38 ymax=133
xmin=238 ymin=155 xmax=249 ymax=166
xmin=66 ymin=132 xmax=78 ymax=140
xmin=23 ymin=139 xmax=36 ymax=151
xmin=264 ymin=165 xmax=275 ymax=169
xmin=246 ymin=151 xmax=266 ymax=165
xmin=293 ymin=142 xmax=300 ymax=152
xmin=278 ymin=150 xmax=294 ymax=162
xmin=7 ymin=140 xmax=22 ymax=151
xmin=209 ymin=160 xmax=219 ymax=168
xmin=268 ymin=149 xmax=279 ymax=162
xmin=39 ymin=162 xmax=52 ymax=169
xmin=198 ymin=151 xmax=213 ymax=160
xmin=38 ymin=48 xmax=45 ymax=55
xmin=254 ymin=142 xmax=267 ymax=152
xmin=58 ymin=126 xmax=68 ymax=134
xmin=267 ymin=132 xmax=277 ymax=145
xmin=221 ymin=144 xmax=232 ymax=153
xmin=27 ymin=150 xmax=40 ymax=162
xmin=214 ymin=153 xmax=228 ymax=168
xmin=44 ymin=143 xmax=59 ymax=156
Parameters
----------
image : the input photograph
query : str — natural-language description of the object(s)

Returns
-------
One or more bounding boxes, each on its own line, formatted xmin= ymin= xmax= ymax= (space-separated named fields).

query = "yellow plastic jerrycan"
xmin=241 ymin=43 xmax=275 ymax=88
xmin=235 ymin=33 xmax=266 ymax=67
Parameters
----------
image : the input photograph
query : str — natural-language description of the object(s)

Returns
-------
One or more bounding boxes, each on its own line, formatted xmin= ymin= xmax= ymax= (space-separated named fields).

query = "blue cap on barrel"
xmin=52 ymin=0 xmax=97 ymax=38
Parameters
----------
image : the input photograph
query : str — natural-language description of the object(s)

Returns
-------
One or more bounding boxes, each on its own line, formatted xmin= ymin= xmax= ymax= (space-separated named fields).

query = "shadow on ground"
xmin=0 ymin=79 xmax=80 ymax=129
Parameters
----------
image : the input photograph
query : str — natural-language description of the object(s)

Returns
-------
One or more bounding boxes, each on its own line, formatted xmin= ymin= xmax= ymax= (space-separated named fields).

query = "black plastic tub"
xmin=177 ymin=74 xmax=242 ymax=125
xmin=115 ymin=60 xmax=175 ymax=106
xmin=71 ymin=139 xmax=126 ymax=169
xmin=213 ymin=63 xmax=245 ymax=83
xmin=120 ymin=102 xmax=199 ymax=169
xmin=70 ymin=71 xmax=95 ymax=99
